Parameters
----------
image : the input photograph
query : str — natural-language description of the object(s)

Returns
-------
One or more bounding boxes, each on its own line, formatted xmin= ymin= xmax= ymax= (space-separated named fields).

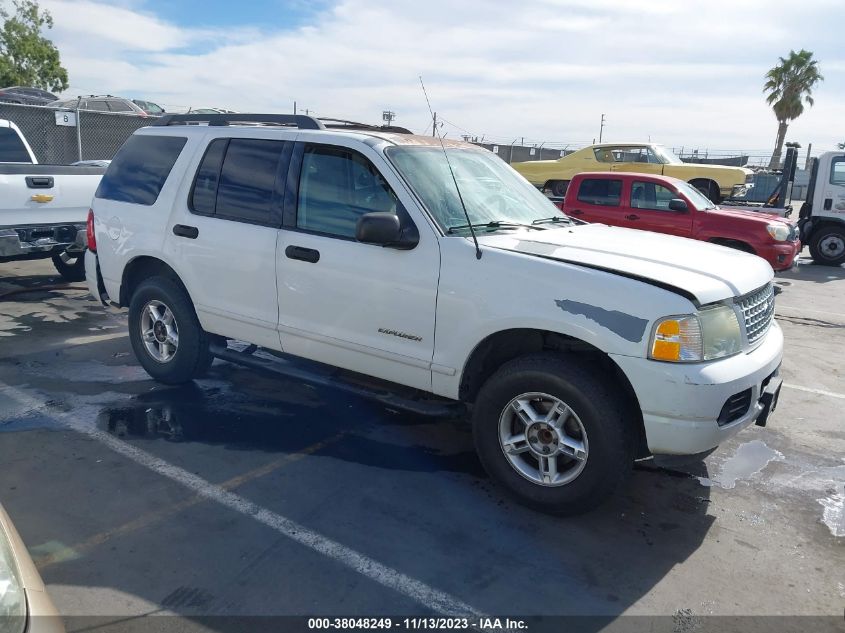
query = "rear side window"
xmin=95 ymin=135 xmax=187 ymax=205
xmin=190 ymin=139 xmax=227 ymax=215
xmin=215 ymin=139 xmax=285 ymax=224
xmin=0 ymin=128 xmax=32 ymax=162
xmin=577 ymin=178 xmax=622 ymax=206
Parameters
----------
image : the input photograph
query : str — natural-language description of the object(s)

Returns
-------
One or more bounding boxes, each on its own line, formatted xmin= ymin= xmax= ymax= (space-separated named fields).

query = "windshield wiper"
xmin=446 ymin=221 xmax=545 ymax=234
xmin=531 ymin=216 xmax=573 ymax=226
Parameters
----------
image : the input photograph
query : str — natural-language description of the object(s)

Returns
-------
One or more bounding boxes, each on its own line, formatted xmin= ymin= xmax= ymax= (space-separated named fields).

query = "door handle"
xmin=173 ymin=224 xmax=199 ymax=239
xmin=285 ymin=245 xmax=320 ymax=263
xmin=569 ymin=209 xmax=583 ymax=216
xmin=824 ymin=198 xmax=833 ymax=211
xmin=26 ymin=176 xmax=53 ymax=189
xmin=625 ymin=214 xmax=640 ymax=220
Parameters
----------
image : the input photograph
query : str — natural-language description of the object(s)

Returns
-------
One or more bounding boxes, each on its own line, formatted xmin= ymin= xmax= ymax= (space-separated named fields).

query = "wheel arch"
xmin=707 ymin=237 xmax=756 ymax=254
xmin=458 ymin=328 xmax=649 ymax=458
xmin=119 ymin=255 xmax=192 ymax=307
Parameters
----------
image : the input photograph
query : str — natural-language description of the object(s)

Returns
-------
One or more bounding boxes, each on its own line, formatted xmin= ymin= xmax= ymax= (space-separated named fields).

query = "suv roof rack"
xmin=153 ymin=113 xmax=326 ymax=129
xmin=317 ymin=117 xmax=413 ymax=134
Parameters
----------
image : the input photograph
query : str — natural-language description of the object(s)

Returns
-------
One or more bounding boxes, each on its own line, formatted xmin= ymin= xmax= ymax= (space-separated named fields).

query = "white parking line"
xmin=3 ymin=386 xmax=483 ymax=618
xmin=783 ymin=383 xmax=845 ymax=400
xmin=777 ymin=305 xmax=845 ymax=318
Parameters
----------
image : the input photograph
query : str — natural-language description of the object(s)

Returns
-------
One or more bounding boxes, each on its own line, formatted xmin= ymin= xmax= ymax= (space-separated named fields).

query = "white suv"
xmin=86 ymin=113 xmax=784 ymax=514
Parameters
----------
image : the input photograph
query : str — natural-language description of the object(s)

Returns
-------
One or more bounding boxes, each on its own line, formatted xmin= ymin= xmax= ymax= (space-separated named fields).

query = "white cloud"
xmin=41 ymin=0 xmax=845 ymax=154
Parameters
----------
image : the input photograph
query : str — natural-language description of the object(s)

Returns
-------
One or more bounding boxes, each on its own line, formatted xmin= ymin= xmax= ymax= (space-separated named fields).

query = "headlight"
xmin=766 ymin=223 xmax=790 ymax=242
xmin=0 ymin=528 xmax=26 ymax=633
xmin=650 ymin=305 xmax=741 ymax=362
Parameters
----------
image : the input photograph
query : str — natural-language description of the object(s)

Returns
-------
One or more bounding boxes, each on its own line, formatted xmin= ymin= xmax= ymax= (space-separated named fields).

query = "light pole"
xmin=599 ymin=114 xmax=606 ymax=143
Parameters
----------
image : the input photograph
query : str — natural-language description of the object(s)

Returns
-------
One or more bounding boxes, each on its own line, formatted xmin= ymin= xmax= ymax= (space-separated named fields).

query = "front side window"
xmin=215 ymin=139 xmax=285 ymax=224
xmin=95 ymin=135 xmax=187 ymax=205
xmin=297 ymin=145 xmax=398 ymax=239
xmin=631 ymin=181 xmax=677 ymax=210
xmin=0 ymin=128 xmax=32 ymax=163
xmin=830 ymin=157 xmax=845 ymax=185
xmin=577 ymin=178 xmax=622 ymax=206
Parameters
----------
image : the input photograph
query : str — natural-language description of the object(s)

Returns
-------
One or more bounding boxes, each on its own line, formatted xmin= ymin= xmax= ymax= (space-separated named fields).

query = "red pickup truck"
xmin=556 ymin=172 xmax=801 ymax=271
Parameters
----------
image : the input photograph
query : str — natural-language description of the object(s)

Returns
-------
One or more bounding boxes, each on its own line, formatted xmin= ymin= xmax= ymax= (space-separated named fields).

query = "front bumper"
xmin=611 ymin=321 xmax=784 ymax=455
xmin=757 ymin=240 xmax=801 ymax=271
xmin=0 ymin=224 xmax=86 ymax=259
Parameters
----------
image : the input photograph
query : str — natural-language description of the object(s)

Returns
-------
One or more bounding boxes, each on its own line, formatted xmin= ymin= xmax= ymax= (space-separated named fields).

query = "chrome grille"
xmin=737 ymin=283 xmax=775 ymax=346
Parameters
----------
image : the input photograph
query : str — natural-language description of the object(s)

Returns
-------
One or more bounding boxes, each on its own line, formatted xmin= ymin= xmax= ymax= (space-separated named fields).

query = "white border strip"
xmin=783 ymin=383 xmax=845 ymax=400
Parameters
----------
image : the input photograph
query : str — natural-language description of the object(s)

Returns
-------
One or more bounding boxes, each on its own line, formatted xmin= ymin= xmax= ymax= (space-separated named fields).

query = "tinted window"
xmin=830 ymin=158 xmax=845 ymax=186
xmin=631 ymin=181 xmax=677 ymax=210
xmin=215 ymin=139 xmax=284 ymax=224
xmin=0 ymin=128 xmax=32 ymax=162
xmin=87 ymin=100 xmax=109 ymax=111
xmin=190 ymin=139 xmax=227 ymax=215
xmin=577 ymin=178 xmax=622 ymax=206
xmin=107 ymin=99 xmax=133 ymax=112
xmin=95 ymin=135 xmax=187 ymax=205
xmin=297 ymin=145 xmax=397 ymax=238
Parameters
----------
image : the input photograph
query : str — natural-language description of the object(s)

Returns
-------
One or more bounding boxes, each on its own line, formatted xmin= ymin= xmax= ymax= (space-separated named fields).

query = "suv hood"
xmin=711 ymin=206 xmax=794 ymax=224
xmin=478 ymin=224 xmax=773 ymax=305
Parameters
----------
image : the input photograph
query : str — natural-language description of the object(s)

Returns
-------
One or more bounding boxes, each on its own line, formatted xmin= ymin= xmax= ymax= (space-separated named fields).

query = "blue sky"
xmin=38 ymin=0 xmax=844 ymax=160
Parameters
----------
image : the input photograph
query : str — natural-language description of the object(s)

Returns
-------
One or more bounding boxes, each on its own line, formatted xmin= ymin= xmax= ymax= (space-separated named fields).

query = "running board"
xmin=210 ymin=343 xmax=467 ymax=418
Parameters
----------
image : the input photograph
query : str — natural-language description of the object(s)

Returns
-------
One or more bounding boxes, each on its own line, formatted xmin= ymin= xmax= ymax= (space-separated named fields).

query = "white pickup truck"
xmin=86 ymin=114 xmax=784 ymax=514
xmin=0 ymin=119 xmax=105 ymax=280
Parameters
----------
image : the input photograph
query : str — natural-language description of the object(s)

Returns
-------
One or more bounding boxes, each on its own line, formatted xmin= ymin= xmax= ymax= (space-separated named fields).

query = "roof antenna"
xmin=419 ymin=76 xmax=481 ymax=260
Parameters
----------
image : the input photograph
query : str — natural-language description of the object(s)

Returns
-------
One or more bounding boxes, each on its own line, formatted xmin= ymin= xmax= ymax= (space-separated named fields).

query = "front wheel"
xmin=808 ymin=225 xmax=845 ymax=266
xmin=52 ymin=251 xmax=86 ymax=282
xmin=128 ymin=276 xmax=214 ymax=384
xmin=472 ymin=353 xmax=634 ymax=515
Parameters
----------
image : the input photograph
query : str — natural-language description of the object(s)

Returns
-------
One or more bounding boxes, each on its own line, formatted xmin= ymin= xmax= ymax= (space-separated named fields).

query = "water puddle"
xmin=818 ymin=483 xmax=845 ymax=537
xmin=698 ymin=440 xmax=784 ymax=489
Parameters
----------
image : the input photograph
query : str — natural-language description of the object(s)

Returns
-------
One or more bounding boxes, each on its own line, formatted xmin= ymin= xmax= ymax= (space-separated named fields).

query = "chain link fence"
xmin=0 ymin=103 xmax=152 ymax=164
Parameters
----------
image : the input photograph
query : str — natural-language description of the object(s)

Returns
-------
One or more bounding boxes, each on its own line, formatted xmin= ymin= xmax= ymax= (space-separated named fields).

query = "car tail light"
xmin=86 ymin=208 xmax=96 ymax=252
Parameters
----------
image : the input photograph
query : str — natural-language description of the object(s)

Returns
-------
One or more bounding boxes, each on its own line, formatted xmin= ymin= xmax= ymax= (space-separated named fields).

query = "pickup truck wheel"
xmin=128 ymin=277 xmax=213 ymax=384
xmin=809 ymin=226 xmax=845 ymax=266
xmin=51 ymin=252 xmax=86 ymax=282
xmin=472 ymin=353 xmax=633 ymax=515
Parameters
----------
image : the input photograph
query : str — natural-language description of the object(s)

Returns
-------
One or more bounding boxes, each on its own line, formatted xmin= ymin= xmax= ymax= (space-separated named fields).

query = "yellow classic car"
xmin=512 ymin=143 xmax=753 ymax=203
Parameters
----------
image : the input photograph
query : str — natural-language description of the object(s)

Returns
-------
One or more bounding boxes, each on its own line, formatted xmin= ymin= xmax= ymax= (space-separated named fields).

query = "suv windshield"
xmin=385 ymin=146 xmax=568 ymax=232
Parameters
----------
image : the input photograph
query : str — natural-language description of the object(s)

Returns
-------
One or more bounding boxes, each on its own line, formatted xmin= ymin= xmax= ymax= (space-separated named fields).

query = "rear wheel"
xmin=472 ymin=353 xmax=634 ymax=515
xmin=545 ymin=180 xmax=569 ymax=197
xmin=52 ymin=251 xmax=86 ymax=281
xmin=690 ymin=179 xmax=722 ymax=204
xmin=809 ymin=225 xmax=845 ymax=266
xmin=128 ymin=276 xmax=213 ymax=384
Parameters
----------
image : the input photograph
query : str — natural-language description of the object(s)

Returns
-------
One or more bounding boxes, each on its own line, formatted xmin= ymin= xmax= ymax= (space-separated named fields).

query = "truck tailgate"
xmin=0 ymin=164 xmax=105 ymax=228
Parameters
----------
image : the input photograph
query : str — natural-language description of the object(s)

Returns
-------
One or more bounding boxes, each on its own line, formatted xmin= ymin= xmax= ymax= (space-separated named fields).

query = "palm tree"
xmin=764 ymin=49 xmax=823 ymax=169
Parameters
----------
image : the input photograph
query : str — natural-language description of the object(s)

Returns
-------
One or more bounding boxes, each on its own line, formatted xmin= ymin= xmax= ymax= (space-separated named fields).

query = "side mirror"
xmin=356 ymin=212 xmax=418 ymax=249
xmin=668 ymin=198 xmax=688 ymax=212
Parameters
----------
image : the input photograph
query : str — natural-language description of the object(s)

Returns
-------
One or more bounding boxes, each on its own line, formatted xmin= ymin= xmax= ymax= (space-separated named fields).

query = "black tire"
xmin=52 ymin=252 xmax=86 ymax=282
xmin=128 ymin=276 xmax=213 ymax=384
xmin=545 ymin=180 xmax=569 ymax=197
xmin=472 ymin=353 xmax=634 ymax=515
xmin=690 ymin=180 xmax=722 ymax=204
xmin=808 ymin=225 xmax=845 ymax=266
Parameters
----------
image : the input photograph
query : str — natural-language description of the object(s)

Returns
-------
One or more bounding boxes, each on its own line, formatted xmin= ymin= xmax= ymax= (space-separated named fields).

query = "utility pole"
xmin=805 ymin=143 xmax=813 ymax=170
xmin=382 ymin=110 xmax=396 ymax=127
xmin=599 ymin=114 xmax=606 ymax=143
xmin=293 ymin=101 xmax=297 ymax=115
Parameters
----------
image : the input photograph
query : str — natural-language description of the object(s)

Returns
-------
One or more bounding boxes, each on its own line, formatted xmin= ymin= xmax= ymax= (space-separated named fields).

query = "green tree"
xmin=0 ymin=0 xmax=68 ymax=92
xmin=764 ymin=49 xmax=823 ymax=169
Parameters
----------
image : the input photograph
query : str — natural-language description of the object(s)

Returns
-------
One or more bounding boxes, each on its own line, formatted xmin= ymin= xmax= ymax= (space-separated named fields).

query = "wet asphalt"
xmin=0 ymin=256 xmax=843 ymax=632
